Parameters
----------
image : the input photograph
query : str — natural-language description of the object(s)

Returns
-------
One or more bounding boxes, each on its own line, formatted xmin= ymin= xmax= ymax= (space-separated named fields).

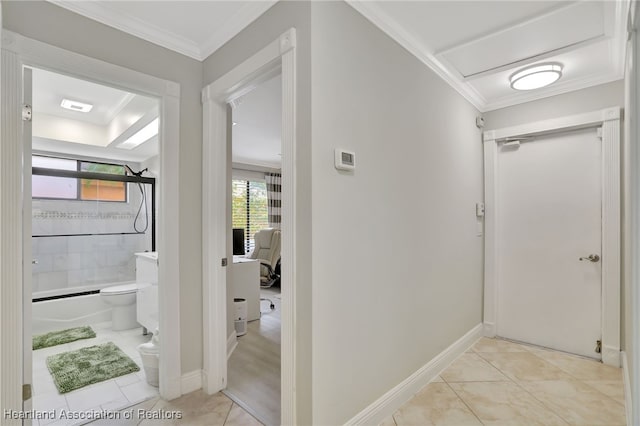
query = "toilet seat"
xmin=100 ymin=283 xmax=138 ymax=296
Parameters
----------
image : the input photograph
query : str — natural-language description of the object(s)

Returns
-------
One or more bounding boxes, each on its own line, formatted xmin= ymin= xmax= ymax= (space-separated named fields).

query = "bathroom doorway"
xmin=25 ymin=66 xmax=162 ymax=417
xmin=225 ymin=73 xmax=283 ymax=426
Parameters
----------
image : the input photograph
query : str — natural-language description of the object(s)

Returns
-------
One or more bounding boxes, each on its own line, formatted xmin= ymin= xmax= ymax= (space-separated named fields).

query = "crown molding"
xmin=483 ymin=71 xmax=624 ymax=112
xmin=47 ymin=0 xmax=277 ymax=61
xmin=48 ymin=0 xmax=202 ymax=59
xmin=199 ymin=1 xmax=278 ymax=61
xmin=346 ymin=0 xmax=486 ymax=111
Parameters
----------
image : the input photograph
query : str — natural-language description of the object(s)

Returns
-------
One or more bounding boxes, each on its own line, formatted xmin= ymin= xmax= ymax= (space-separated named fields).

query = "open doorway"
xmin=224 ymin=74 xmax=282 ymax=426
xmin=27 ymin=67 xmax=162 ymax=416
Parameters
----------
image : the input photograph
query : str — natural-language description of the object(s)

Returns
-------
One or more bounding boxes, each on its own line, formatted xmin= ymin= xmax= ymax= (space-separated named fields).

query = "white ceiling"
xmin=43 ymin=0 xmax=630 ymax=164
xmin=348 ymin=0 xmax=629 ymax=111
xmin=232 ymin=75 xmax=282 ymax=169
xmin=46 ymin=0 xmax=630 ymax=113
xmin=49 ymin=0 xmax=278 ymax=61
xmin=32 ymin=68 xmax=159 ymax=163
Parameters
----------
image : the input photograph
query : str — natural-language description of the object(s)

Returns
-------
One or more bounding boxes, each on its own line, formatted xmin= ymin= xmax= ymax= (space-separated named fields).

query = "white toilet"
xmin=100 ymin=283 xmax=139 ymax=331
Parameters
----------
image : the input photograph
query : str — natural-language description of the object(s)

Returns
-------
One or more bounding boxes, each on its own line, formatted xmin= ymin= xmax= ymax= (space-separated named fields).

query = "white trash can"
xmin=234 ymin=298 xmax=248 ymax=336
xmin=138 ymin=328 xmax=160 ymax=387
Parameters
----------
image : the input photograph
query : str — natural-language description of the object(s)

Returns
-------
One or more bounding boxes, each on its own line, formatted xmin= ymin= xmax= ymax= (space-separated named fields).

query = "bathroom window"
xmin=232 ymin=179 xmax=268 ymax=253
xmin=79 ymin=161 xmax=126 ymax=202
xmin=32 ymin=155 xmax=127 ymax=202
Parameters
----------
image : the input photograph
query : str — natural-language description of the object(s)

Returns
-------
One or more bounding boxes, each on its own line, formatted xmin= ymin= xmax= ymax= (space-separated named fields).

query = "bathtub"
xmin=32 ymin=282 xmax=135 ymax=334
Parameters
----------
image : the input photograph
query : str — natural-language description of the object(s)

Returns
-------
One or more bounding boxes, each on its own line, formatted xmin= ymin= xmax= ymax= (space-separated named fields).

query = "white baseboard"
xmin=602 ymin=344 xmax=621 ymax=367
xmin=483 ymin=322 xmax=496 ymax=337
xmin=622 ymin=351 xmax=632 ymax=426
xmin=227 ymin=330 xmax=238 ymax=359
xmin=181 ymin=370 xmax=203 ymax=395
xmin=344 ymin=323 xmax=484 ymax=426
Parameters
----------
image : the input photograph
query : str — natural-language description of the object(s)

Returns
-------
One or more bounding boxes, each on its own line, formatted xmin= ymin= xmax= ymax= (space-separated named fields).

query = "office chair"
xmin=249 ymin=228 xmax=281 ymax=288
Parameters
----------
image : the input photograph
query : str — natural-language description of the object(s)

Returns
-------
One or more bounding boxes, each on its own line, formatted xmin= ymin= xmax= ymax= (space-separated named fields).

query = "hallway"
xmin=382 ymin=337 xmax=625 ymax=426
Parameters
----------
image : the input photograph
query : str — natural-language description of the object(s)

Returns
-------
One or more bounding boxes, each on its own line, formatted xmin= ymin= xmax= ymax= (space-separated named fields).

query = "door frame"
xmin=201 ymin=28 xmax=297 ymax=424
xmin=1 ymin=29 xmax=183 ymax=414
xmin=483 ymin=107 xmax=621 ymax=367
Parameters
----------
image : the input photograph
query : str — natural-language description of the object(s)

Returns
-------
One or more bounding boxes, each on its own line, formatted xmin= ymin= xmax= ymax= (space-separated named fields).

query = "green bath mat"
xmin=33 ymin=326 xmax=96 ymax=350
xmin=46 ymin=342 xmax=140 ymax=393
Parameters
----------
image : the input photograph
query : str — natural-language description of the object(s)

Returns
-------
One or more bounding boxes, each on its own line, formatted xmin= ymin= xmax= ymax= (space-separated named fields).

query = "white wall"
xmin=3 ymin=1 xmax=204 ymax=375
xmin=483 ymin=80 xmax=624 ymax=130
xmin=310 ymin=3 xmax=484 ymax=423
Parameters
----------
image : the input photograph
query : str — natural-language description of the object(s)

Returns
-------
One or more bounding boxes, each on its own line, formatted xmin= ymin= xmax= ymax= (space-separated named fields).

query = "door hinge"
xmin=596 ymin=127 xmax=603 ymax=140
xmin=22 ymin=384 xmax=32 ymax=401
xmin=22 ymin=104 xmax=32 ymax=122
xmin=221 ymin=258 xmax=228 ymax=267
xmin=595 ymin=339 xmax=602 ymax=354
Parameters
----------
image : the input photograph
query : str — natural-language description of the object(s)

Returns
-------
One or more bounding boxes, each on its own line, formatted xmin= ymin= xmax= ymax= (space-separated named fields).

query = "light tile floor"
xmin=383 ymin=337 xmax=626 ymax=426
xmin=32 ymin=322 xmax=159 ymax=426
xmin=86 ymin=390 xmax=263 ymax=425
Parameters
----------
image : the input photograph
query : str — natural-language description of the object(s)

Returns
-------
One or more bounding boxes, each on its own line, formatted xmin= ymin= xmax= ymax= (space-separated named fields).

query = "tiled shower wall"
xmin=32 ymin=184 xmax=153 ymax=296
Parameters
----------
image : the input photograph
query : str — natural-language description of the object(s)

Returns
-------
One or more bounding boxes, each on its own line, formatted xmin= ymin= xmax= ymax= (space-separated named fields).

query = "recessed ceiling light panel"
xmin=117 ymin=118 xmax=159 ymax=150
xmin=510 ymin=63 xmax=563 ymax=91
xmin=60 ymin=98 xmax=93 ymax=112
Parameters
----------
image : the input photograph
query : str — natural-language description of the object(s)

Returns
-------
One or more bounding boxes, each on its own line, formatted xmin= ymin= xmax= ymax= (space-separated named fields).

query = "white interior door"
xmin=496 ymin=127 xmax=602 ymax=358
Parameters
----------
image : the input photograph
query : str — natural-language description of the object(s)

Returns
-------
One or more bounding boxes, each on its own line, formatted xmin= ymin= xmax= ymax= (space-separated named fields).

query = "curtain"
xmin=265 ymin=173 xmax=281 ymax=229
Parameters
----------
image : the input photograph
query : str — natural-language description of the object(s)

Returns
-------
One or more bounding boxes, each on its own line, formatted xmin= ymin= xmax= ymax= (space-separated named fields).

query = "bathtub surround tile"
xmin=518 ymin=380 xmax=626 ymax=425
xmin=393 ymin=383 xmax=482 ymax=425
xmin=449 ymin=381 xmax=568 ymax=425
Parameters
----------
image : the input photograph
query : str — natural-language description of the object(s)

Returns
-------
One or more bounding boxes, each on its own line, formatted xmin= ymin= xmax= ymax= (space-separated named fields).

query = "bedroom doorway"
xmin=224 ymin=73 xmax=283 ymax=426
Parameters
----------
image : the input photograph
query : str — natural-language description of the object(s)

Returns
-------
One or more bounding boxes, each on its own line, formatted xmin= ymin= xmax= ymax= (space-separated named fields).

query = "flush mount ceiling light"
xmin=510 ymin=63 xmax=563 ymax=91
xmin=60 ymin=98 xmax=93 ymax=112
xmin=118 ymin=118 xmax=159 ymax=150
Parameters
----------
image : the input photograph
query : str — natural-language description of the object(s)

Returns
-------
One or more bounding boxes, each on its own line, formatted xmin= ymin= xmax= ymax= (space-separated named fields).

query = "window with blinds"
xmin=232 ymin=179 xmax=268 ymax=253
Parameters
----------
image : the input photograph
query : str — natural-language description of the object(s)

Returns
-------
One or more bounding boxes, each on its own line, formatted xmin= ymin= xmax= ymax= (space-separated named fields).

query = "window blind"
xmin=232 ymin=179 xmax=268 ymax=253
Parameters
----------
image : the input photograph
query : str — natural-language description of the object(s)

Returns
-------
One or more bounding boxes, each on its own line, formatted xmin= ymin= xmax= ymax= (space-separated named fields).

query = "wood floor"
xmin=224 ymin=288 xmax=281 ymax=426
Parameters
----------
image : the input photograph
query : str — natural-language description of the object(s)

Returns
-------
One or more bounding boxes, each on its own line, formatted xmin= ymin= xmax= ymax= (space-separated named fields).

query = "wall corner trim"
xmin=344 ymin=323 xmax=483 ymax=426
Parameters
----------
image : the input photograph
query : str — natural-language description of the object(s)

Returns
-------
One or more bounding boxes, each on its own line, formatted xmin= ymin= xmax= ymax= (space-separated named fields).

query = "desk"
xmin=232 ymin=256 xmax=260 ymax=321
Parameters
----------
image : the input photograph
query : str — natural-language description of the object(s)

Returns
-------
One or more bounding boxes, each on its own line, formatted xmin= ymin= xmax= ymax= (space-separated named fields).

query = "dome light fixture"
xmin=510 ymin=63 xmax=563 ymax=91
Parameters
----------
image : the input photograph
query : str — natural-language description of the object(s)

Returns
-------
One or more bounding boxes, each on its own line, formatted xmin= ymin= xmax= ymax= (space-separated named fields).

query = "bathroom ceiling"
xmin=32 ymin=68 xmax=159 ymax=163
xmin=46 ymin=0 xmax=630 ymax=112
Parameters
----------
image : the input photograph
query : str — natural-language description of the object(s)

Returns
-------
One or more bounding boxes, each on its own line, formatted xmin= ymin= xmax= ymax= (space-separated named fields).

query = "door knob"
xmin=579 ymin=254 xmax=600 ymax=262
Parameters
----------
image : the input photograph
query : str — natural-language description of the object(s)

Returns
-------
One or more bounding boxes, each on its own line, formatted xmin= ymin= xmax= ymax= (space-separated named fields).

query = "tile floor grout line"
xmin=502 ymin=366 xmax=574 ymax=426
xmin=222 ymin=401 xmax=235 ymax=425
xmin=463 ymin=341 xmax=574 ymax=425
xmin=442 ymin=379 xmax=487 ymax=426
